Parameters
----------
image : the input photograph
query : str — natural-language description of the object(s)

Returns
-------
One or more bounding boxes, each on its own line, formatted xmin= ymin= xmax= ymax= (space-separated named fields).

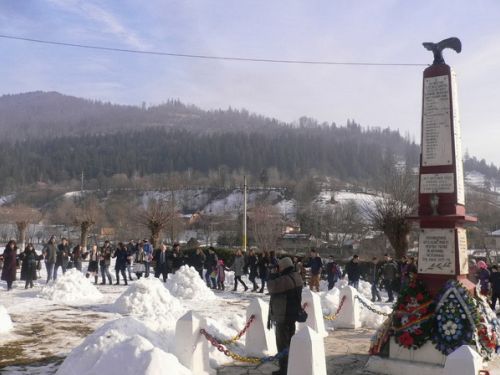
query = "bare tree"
xmin=250 ymin=204 xmax=283 ymax=253
xmin=326 ymin=200 xmax=368 ymax=256
xmin=363 ymin=167 xmax=417 ymax=259
xmin=138 ymin=197 xmax=174 ymax=248
xmin=74 ymin=197 xmax=101 ymax=250
xmin=0 ymin=204 xmax=42 ymax=251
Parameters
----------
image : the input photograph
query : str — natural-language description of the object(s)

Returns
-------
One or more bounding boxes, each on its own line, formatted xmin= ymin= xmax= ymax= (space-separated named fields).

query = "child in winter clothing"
xmin=216 ymin=259 xmax=229 ymax=290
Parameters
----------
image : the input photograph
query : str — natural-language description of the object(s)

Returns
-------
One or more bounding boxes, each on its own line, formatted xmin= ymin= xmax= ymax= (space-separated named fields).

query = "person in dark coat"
xmin=54 ymin=237 xmax=70 ymax=279
xmin=267 ymin=257 xmax=303 ymax=375
xmin=71 ymin=244 xmax=85 ymax=272
xmin=170 ymin=243 xmax=185 ymax=273
xmin=99 ymin=240 xmax=113 ymax=284
xmin=1 ymin=240 xmax=18 ymax=290
xmin=382 ymin=254 xmax=399 ymax=302
xmin=490 ymin=265 xmax=500 ymax=311
xmin=477 ymin=260 xmax=491 ymax=296
xmin=42 ymin=236 xmax=57 ymax=283
xmin=204 ymin=247 xmax=218 ymax=288
xmin=258 ymin=251 xmax=270 ymax=293
xmin=247 ymin=249 xmax=259 ymax=291
xmin=189 ymin=248 xmax=206 ymax=279
xmin=343 ymin=254 xmax=361 ymax=290
xmin=367 ymin=257 xmax=382 ymax=302
xmin=305 ymin=249 xmax=323 ymax=292
xmin=86 ymin=244 xmax=99 ymax=284
xmin=126 ymin=240 xmax=136 ymax=280
xmin=153 ymin=243 xmax=169 ymax=282
xmin=325 ymin=256 xmax=342 ymax=290
xmin=20 ymin=243 xmax=39 ymax=289
xmin=112 ymin=242 xmax=128 ymax=285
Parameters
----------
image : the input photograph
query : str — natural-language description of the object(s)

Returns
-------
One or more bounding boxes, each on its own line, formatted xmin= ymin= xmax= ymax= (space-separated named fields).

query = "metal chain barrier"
xmin=354 ymin=295 xmax=392 ymax=317
xmin=200 ymin=328 xmax=288 ymax=364
xmin=219 ymin=314 xmax=255 ymax=345
xmin=324 ymin=295 xmax=347 ymax=321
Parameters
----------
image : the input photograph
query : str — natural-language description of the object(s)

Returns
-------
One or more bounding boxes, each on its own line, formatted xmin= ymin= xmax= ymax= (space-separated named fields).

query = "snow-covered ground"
xmin=0 ymin=259 xmax=399 ymax=374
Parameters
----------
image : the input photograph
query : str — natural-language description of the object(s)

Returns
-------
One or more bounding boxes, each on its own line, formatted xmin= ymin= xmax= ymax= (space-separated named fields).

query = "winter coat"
xmin=20 ymin=249 xmax=38 ymax=281
xmin=204 ymin=252 xmax=218 ymax=271
xmin=326 ymin=261 xmax=342 ymax=282
xmin=231 ymin=255 xmax=246 ymax=277
xmin=478 ymin=268 xmax=491 ymax=295
xmin=56 ymin=244 xmax=70 ymax=266
xmin=307 ymin=256 xmax=323 ymax=276
xmin=170 ymin=250 xmax=185 ymax=271
xmin=143 ymin=243 xmax=153 ymax=261
xmin=267 ymin=268 xmax=303 ymax=324
xmin=382 ymin=261 xmax=399 ymax=281
xmin=189 ymin=252 xmax=206 ymax=271
xmin=100 ymin=246 xmax=112 ymax=266
xmin=366 ymin=262 xmax=380 ymax=284
xmin=113 ymin=248 xmax=128 ymax=271
xmin=344 ymin=260 xmax=361 ymax=282
xmin=216 ymin=263 xmax=226 ymax=282
xmin=1 ymin=247 xmax=17 ymax=283
xmin=43 ymin=243 xmax=57 ymax=264
xmin=87 ymin=250 xmax=100 ymax=273
xmin=490 ymin=271 xmax=500 ymax=294
xmin=247 ymin=255 xmax=258 ymax=277
xmin=258 ymin=256 xmax=269 ymax=280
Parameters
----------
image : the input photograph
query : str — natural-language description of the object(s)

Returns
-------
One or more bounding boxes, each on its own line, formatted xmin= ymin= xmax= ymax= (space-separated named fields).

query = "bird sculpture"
xmin=422 ymin=37 xmax=462 ymax=65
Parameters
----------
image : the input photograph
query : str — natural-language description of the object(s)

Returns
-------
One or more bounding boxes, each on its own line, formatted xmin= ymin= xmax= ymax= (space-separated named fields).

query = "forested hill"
xmin=0 ymin=91 xmax=498 ymax=194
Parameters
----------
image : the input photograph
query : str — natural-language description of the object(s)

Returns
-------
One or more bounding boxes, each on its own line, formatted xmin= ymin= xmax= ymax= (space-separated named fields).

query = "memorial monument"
xmin=365 ymin=38 xmax=500 ymax=375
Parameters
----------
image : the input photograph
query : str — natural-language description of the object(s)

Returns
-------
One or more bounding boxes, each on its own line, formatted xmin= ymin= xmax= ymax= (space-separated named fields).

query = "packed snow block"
xmin=335 ymin=286 xmax=360 ymax=329
xmin=245 ymin=298 xmax=277 ymax=356
xmin=444 ymin=345 xmax=483 ymax=375
xmin=299 ymin=288 xmax=327 ymax=337
xmin=287 ymin=326 xmax=327 ymax=375
xmin=0 ymin=305 xmax=13 ymax=333
xmin=175 ymin=311 xmax=214 ymax=375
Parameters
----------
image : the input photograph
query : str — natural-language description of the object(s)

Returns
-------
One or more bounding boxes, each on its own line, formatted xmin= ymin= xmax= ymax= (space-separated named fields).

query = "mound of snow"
xmin=0 ymin=305 xmax=13 ymax=333
xmin=56 ymin=317 xmax=191 ymax=375
xmin=357 ymin=293 xmax=392 ymax=329
xmin=167 ymin=266 xmax=216 ymax=300
xmin=113 ymin=277 xmax=184 ymax=329
xmin=39 ymin=269 xmax=102 ymax=305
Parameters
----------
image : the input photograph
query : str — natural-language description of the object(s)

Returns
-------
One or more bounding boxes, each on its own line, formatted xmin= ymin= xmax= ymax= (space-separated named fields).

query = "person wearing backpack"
xmin=267 ymin=257 xmax=303 ymax=375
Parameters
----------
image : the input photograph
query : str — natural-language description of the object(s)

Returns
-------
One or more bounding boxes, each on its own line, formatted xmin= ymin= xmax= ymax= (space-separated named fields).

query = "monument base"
xmin=365 ymin=356 xmax=445 ymax=375
xmin=389 ymin=338 xmax=446 ymax=366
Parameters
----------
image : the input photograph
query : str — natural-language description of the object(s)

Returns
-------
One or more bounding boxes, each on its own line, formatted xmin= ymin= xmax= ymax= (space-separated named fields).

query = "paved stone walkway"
xmin=217 ymin=328 xmax=379 ymax=375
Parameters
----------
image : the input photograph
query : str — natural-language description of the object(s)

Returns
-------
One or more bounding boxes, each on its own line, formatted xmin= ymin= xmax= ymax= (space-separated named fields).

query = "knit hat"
xmin=278 ymin=257 xmax=293 ymax=270
xmin=477 ymin=260 xmax=487 ymax=269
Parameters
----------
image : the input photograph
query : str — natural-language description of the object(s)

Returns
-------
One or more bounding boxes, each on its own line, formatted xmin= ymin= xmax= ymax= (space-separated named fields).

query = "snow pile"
xmin=0 ymin=305 xmax=13 ymax=333
xmin=167 ymin=266 xmax=216 ymax=300
xmin=320 ymin=287 xmax=341 ymax=316
xmin=113 ymin=277 xmax=184 ymax=329
xmin=357 ymin=293 xmax=392 ymax=329
xmin=56 ymin=317 xmax=192 ymax=375
xmin=39 ymin=269 xmax=103 ymax=305
xmin=357 ymin=280 xmax=373 ymax=299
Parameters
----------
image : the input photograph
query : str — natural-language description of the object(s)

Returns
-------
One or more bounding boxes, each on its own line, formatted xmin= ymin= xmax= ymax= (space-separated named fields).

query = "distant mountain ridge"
xmin=0 ymin=91 xmax=283 ymax=139
xmin=0 ymin=91 xmax=499 ymax=195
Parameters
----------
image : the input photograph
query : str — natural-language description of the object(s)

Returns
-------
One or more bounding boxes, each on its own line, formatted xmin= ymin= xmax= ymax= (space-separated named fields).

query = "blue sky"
xmin=1 ymin=0 xmax=500 ymax=166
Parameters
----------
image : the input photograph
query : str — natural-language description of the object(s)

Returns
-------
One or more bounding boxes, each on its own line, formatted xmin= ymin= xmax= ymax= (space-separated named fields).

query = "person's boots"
xmin=94 ymin=276 xmax=98 ymax=284
xmin=243 ymin=283 xmax=248 ymax=292
xmin=115 ymin=273 xmax=120 ymax=285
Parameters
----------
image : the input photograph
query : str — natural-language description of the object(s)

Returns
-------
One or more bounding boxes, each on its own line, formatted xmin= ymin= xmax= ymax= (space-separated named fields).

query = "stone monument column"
xmin=415 ymin=37 xmax=476 ymax=296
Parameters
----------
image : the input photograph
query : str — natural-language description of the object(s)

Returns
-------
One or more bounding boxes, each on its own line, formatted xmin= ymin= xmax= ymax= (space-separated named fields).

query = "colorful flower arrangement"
xmin=392 ymin=276 xmax=434 ymax=349
xmin=475 ymin=298 xmax=500 ymax=358
xmin=432 ymin=280 xmax=479 ymax=355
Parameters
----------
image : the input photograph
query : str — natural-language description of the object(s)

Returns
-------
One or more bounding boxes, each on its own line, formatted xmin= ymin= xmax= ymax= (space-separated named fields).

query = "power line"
xmin=0 ymin=34 xmax=428 ymax=67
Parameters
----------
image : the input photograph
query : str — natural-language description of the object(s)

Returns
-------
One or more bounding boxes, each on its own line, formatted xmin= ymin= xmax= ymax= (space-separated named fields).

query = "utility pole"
xmin=81 ymin=171 xmax=84 ymax=193
xmin=243 ymin=176 xmax=247 ymax=252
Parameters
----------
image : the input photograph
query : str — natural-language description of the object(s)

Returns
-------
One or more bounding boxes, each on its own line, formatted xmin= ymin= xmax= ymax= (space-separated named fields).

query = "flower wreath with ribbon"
xmin=392 ymin=275 xmax=434 ymax=349
xmin=475 ymin=297 xmax=500 ymax=358
xmin=432 ymin=280 xmax=480 ymax=355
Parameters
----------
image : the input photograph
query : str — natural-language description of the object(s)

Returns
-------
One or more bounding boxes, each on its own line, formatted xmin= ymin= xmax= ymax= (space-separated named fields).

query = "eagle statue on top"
xmin=422 ymin=37 xmax=462 ymax=65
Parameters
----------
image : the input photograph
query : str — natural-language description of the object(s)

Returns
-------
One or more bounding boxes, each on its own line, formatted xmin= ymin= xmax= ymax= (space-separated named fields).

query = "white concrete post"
xmin=444 ymin=345 xmax=483 ymax=375
xmin=174 ymin=311 xmax=214 ymax=375
xmin=287 ymin=326 xmax=327 ymax=375
xmin=245 ymin=298 xmax=277 ymax=356
xmin=299 ymin=288 xmax=327 ymax=337
xmin=335 ymin=286 xmax=361 ymax=329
